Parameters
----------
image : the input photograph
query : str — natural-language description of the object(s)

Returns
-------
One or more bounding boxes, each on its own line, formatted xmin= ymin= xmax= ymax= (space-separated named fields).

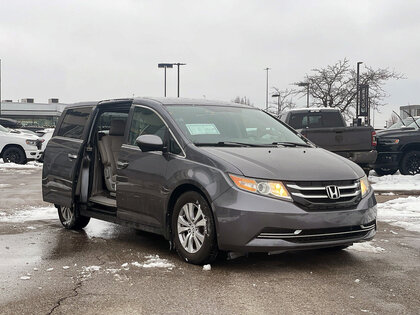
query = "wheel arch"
xmin=0 ymin=144 xmax=26 ymax=161
xmin=401 ymin=143 xmax=420 ymax=153
xmin=164 ymin=181 xmax=214 ymax=240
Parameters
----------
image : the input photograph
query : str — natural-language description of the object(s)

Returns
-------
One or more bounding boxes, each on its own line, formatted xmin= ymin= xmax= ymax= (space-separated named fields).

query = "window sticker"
xmin=186 ymin=123 xmax=220 ymax=135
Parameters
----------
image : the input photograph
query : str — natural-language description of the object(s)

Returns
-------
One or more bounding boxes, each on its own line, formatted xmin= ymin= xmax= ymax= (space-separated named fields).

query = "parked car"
xmin=0 ymin=117 xmax=22 ymax=129
xmin=0 ymin=124 xmax=42 ymax=164
xmin=35 ymin=128 xmax=54 ymax=162
xmin=373 ymin=117 xmax=420 ymax=175
xmin=280 ymin=108 xmax=377 ymax=175
xmin=42 ymin=98 xmax=377 ymax=265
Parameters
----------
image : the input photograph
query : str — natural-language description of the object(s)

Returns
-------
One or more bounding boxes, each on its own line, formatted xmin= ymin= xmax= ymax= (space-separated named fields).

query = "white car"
xmin=0 ymin=124 xmax=42 ymax=164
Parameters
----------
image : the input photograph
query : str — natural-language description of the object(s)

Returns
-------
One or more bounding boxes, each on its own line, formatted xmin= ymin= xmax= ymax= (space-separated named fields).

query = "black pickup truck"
xmin=280 ymin=108 xmax=377 ymax=174
xmin=373 ymin=117 xmax=420 ymax=175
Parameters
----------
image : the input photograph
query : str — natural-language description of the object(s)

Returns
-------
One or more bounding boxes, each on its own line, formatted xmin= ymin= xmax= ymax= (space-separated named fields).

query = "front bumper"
xmin=336 ymin=150 xmax=377 ymax=165
xmin=212 ymin=187 xmax=377 ymax=253
xmin=372 ymin=151 xmax=401 ymax=169
xmin=25 ymin=149 xmax=42 ymax=161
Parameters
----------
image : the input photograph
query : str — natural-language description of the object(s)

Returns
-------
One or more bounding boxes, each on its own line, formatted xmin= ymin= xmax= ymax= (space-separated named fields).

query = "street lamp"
xmin=173 ymin=63 xmax=186 ymax=97
xmin=264 ymin=67 xmax=270 ymax=111
xmin=297 ymin=82 xmax=310 ymax=108
xmin=158 ymin=63 xmax=174 ymax=97
xmin=272 ymin=93 xmax=281 ymax=116
xmin=356 ymin=61 xmax=363 ymax=118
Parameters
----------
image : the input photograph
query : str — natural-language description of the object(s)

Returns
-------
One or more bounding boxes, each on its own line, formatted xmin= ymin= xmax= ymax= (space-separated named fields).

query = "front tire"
xmin=399 ymin=151 xmax=420 ymax=175
xmin=172 ymin=191 xmax=218 ymax=265
xmin=57 ymin=204 xmax=90 ymax=230
xmin=3 ymin=146 xmax=27 ymax=164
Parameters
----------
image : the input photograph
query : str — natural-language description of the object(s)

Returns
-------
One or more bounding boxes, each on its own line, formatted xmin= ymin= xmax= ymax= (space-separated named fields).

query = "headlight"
xmin=26 ymin=139 xmax=37 ymax=146
xmin=380 ymin=138 xmax=399 ymax=145
xmin=229 ymin=174 xmax=292 ymax=201
xmin=360 ymin=175 xmax=371 ymax=198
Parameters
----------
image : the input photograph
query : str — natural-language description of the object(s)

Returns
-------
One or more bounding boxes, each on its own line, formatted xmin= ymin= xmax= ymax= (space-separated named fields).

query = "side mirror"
xmin=136 ymin=135 xmax=164 ymax=152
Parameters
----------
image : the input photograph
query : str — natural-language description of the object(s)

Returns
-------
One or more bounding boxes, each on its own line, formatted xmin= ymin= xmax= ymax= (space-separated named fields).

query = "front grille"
xmin=257 ymin=221 xmax=376 ymax=243
xmin=36 ymin=139 xmax=42 ymax=150
xmin=286 ymin=179 xmax=362 ymax=210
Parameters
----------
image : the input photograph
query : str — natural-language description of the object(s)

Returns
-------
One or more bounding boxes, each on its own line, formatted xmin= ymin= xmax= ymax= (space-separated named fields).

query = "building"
xmin=400 ymin=104 xmax=420 ymax=119
xmin=0 ymin=98 xmax=67 ymax=128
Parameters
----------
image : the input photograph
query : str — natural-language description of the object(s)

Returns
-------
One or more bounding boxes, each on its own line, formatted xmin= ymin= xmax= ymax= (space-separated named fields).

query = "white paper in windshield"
xmin=186 ymin=123 xmax=220 ymax=135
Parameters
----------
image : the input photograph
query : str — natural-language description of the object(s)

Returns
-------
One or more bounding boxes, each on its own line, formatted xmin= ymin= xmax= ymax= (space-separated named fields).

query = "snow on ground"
xmin=0 ymin=206 xmax=57 ymax=223
xmin=346 ymin=242 xmax=385 ymax=253
xmin=377 ymin=196 xmax=420 ymax=233
xmin=370 ymin=172 xmax=420 ymax=192
xmin=0 ymin=159 xmax=42 ymax=169
xmin=131 ymin=255 xmax=175 ymax=269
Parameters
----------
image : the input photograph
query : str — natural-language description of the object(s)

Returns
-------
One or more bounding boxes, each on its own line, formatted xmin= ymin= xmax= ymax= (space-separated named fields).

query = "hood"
xmin=7 ymin=130 xmax=39 ymax=140
xmin=377 ymin=128 xmax=418 ymax=138
xmin=202 ymin=147 xmax=363 ymax=181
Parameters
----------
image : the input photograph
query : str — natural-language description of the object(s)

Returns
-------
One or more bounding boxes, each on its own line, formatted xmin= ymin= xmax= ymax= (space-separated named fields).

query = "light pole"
xmin=158 ymin=63 xmax=174 ymax=97
xmin=297 ymin=82 xmax=310 ymax=108
xmin=173 ymin=63 xmax=186 ymax=97
xmin=356 ymin=61 xmax=363 ymax=118
xmin=264 ymin=67 xmax=270 ymax=111
xmin=272 ymin=93 xmax=281 ymax=116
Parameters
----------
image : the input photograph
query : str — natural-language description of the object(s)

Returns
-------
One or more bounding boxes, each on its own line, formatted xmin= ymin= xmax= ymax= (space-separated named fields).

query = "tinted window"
xmin=128 ymin=107 xmax=167 ymax=145
xmin=97 ymin=112 xmax=128 ymax=132
xmin=289 ymin=112 xmax=344 ymax=129
xmin=57 ymin=107 xmax=92 ymax=139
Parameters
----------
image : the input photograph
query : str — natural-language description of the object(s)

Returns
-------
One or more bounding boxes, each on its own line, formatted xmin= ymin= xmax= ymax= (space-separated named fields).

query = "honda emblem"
xmin=326 ymin=185 xmax=340 ymax=199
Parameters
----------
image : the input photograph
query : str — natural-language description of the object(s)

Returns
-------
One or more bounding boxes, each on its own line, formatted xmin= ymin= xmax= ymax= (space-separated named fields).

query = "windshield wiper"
xmin=402 ymin=110 xmax=420 ymax=129
xmin=271 ymin=141 xmax=312 ymax=147
xmin=194 ymin=141 xmax=273 ymax=147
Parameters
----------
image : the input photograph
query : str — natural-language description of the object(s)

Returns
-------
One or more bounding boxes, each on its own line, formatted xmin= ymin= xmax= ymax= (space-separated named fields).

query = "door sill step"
xmin=89 ymin=195 xmax=116 ymax=208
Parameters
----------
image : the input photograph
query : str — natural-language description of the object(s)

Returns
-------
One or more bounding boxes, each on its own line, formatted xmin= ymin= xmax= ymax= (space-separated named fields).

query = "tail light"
xmin=371 ymin=131 xmax=377 ymax=147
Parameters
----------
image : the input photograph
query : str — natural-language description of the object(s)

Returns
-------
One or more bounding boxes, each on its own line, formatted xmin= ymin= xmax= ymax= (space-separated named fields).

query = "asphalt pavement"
xmin=0 ymin=167 xmax=419 ymax=315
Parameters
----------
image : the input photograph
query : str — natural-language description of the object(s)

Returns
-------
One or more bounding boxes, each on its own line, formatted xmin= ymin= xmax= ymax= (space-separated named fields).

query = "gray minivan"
xmin=42 ymin=97 xmax=377 ymax=264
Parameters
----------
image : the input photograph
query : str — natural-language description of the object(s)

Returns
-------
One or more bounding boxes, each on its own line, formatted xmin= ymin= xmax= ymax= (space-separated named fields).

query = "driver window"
xmin=128 ymin=107 xmax=167 ymax=145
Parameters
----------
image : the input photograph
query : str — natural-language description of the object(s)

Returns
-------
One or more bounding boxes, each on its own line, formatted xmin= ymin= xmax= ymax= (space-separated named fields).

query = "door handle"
xmin=68 ymin=154 xmax=78 ymax=160
xmin=117 ymin=161 xmax=129 ymax=169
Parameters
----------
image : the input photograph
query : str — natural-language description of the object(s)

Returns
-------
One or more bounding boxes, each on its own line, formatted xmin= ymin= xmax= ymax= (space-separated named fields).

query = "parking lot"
xmin=0 ymin=164 xmax=419 ymax=314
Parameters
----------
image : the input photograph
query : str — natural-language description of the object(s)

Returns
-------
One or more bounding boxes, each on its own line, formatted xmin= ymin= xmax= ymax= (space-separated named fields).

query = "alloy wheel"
xmin=177 ymin=202 xmax=207 ymax=253
xmin=407 ymin=155 xmax=420 ymax=174
xmin=60 ymin=206 xmax=74 ymax=225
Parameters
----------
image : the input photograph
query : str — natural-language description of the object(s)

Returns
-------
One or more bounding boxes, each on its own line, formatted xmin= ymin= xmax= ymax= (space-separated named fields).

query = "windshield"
xmin=0 ymin=125 xmax=9 ymax=133
xmin=406 ymin=117 xmax=420 ymax=129
xmin=166 ymin=105 xmax=308 ymax=146
xmin=388 ymin=117 xmax=416 ymax=130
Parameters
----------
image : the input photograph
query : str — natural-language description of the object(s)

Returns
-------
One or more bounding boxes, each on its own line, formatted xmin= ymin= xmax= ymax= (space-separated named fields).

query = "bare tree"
xmin=295 ymin=58 xmax=404 ymax=117
xmin=267 ymin=87 xmax=296 ymax=116
xmin=385 ymin=113 xmax=399 ymax=128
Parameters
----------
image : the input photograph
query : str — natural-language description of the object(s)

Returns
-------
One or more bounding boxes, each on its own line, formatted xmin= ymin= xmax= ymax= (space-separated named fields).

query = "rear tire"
xmin=172 ymin=191 xmax=218 ymax=265
xmin=3 ymin=146 xmax=27 ymax=164
xmin=374 ymin=167 xmax=398 ymax=176
xmin=399 ymin=150 xmax=420 ymax=175
xmin=57 ymin=204 xmax=90 ymax=230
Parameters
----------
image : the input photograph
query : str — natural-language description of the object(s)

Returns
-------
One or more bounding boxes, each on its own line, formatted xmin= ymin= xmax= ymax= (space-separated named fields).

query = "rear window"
xmin=289 ymin=112 xmax=344 ymax=129
xmin=57 ymin=107 xmax=92 ymax=139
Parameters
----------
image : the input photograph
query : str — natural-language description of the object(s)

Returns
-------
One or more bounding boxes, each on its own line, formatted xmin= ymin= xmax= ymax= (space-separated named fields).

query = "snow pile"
xmin=0 ymin=159 xmax=42 ymax=169
xmin=346 ymin=242 xmax=385 ymax=253
xmin=377 ymin=196 xmax=420 ymax=232
xmin=0 ymin=206 xmax=57 ymax=223
xmin=370 ymin=173 xmax=420 ymax=192
xmin=0 ymin=184 xmax=11 ymax=188
xmin=202 ymin=264 xmax=211 ymax=271
xmin=131 ymin=255 xmax=175 ymax=269
xmin=82 ymin=266 xmax=101 ymax=272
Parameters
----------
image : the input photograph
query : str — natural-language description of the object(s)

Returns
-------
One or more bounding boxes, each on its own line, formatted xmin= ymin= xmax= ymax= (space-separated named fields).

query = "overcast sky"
xmin=1 ymin=0 xmax=419 ymax=127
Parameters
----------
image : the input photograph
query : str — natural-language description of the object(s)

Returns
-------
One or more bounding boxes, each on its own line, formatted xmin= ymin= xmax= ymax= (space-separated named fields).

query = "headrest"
xmin=109 ymin=119 xmax=125 ymax=136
